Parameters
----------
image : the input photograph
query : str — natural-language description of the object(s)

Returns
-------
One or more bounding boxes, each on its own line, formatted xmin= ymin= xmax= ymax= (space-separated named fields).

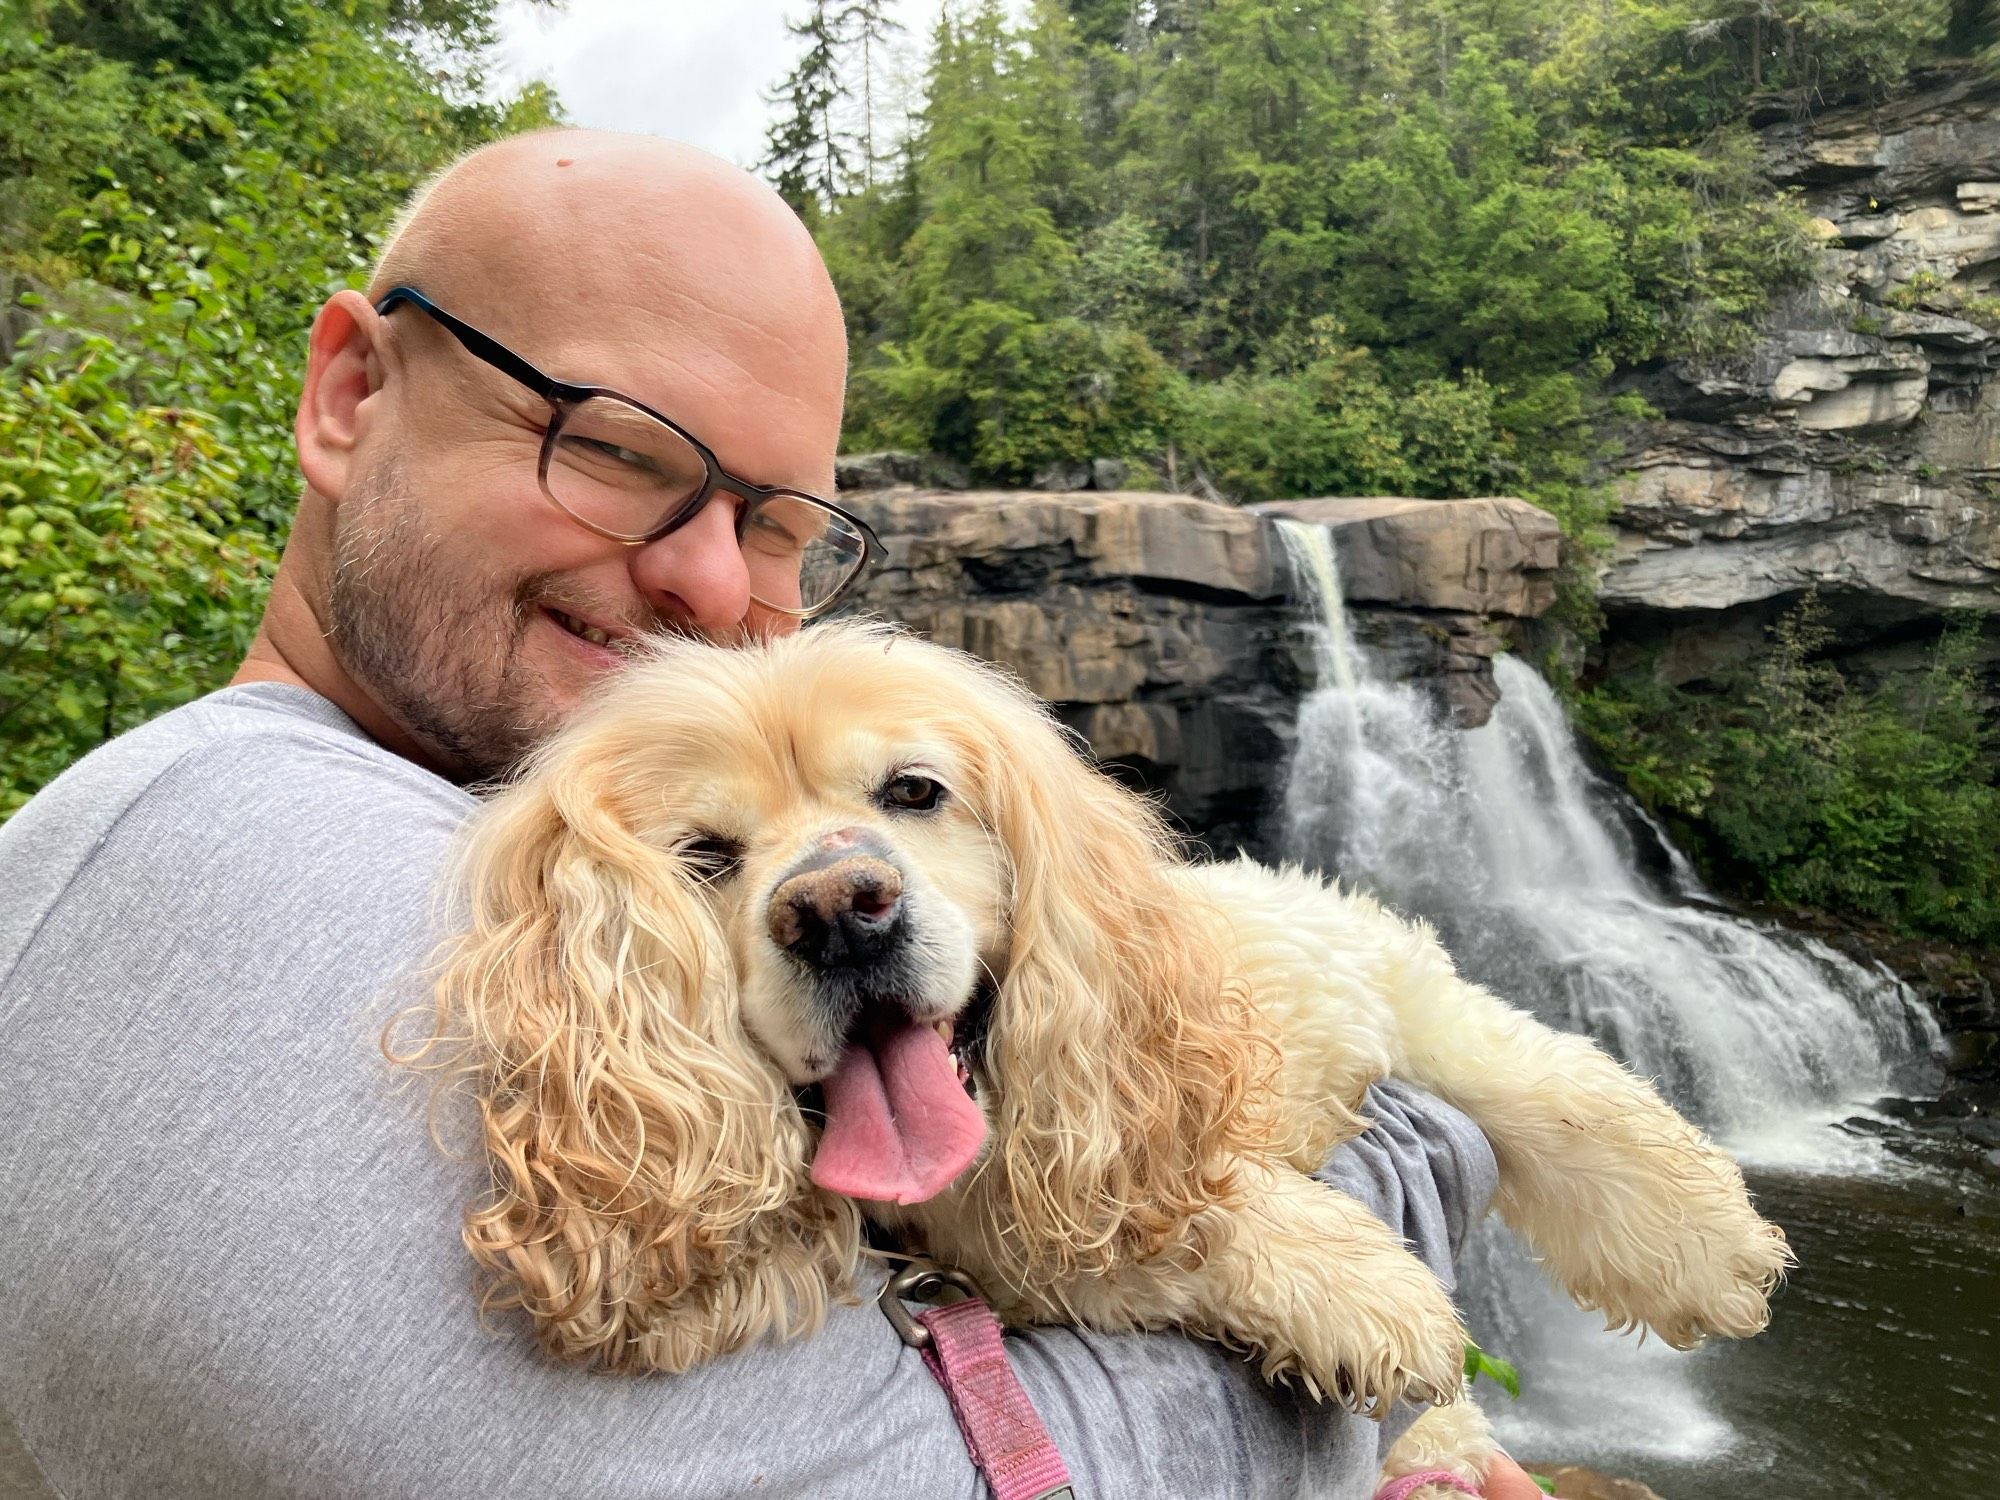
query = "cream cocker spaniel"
xmin=413 ymin=622 xmax=1787 ymax=1490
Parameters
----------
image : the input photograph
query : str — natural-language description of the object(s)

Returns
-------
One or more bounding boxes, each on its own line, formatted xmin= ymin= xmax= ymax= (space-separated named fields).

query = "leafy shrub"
xmin=1578 ymin=597 xmax=2000 ymax=945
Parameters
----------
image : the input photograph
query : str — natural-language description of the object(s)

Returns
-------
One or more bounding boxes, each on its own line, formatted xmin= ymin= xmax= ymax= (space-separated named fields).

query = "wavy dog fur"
xmin=409 ymin=716 xmax=862 ymax=1372
xmin=406 ymin=621 xmax=1789 ymax=1481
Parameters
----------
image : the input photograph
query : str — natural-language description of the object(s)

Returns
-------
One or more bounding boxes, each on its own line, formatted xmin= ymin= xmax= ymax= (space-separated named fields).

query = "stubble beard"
xmin=327 ymin=461 xmax=557 ymax=782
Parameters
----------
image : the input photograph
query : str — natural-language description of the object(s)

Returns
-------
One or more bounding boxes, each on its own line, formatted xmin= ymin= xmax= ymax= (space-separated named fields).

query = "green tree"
xmin=1578 ymin=599 xmax=2000 ymax=945
xmin=838 ymin=0 xmax=906 ymax=188
xmin=851 ymin=2 xmax=1133 ymax=478
xmin=764 ymin=1 xmax=852 ymax=214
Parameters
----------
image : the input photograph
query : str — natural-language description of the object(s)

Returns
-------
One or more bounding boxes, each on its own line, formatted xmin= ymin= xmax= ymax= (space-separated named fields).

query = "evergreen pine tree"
xmin=763 ymin=1 xmax=851 ymax=214
xmin=836 ymin=0 xmax=904 ymax=189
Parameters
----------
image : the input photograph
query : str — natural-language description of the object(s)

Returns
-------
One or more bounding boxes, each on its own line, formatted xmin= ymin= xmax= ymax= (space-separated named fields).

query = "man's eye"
xmin=679 ymin=834 xmax=743 ymax=881
xmin=564 ymin=435 xmax=661 ymax=474
xmin=745 ymin=508 xmax=806 ymax=554
xmin=879 ymin=773 xmax=946 ymax=813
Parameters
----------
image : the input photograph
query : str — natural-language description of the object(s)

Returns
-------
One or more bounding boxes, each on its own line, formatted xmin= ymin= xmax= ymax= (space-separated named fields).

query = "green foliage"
xmin=810 ymin=0 xmax=1876 ymax=516
xmin=1578 ymin=598 xmax=2000 ymax=945
xmin=1167 ymin=326 xmax=1512 ymax=503
xmin=0 ymin=317 xmax=278 ymax=816
xmin=45 ymin=0 xmax=499 ymax=83
xmin=0 ymin=0 xmax=555 ymax=814
xmin=1463 ymin=1340 xmax=1522 ymax=1399
xmin=765 ymin=1 xmax=852 ymax=214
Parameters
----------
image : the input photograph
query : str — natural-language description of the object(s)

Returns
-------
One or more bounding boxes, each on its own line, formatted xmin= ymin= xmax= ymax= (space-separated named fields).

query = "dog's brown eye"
xmin=680 ymin=834 xmax=742 ymax=882
xmin=880 ymin=773 xmax=946 ymax=812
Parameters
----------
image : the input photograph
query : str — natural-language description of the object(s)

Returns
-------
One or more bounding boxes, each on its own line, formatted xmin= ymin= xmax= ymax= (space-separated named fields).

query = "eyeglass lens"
xmin=544 ymin=395 xmax=866 ymax=615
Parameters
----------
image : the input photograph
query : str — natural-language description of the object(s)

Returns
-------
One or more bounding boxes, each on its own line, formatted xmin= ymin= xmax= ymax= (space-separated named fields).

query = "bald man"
xmin=0 ymin=131 xmax=1524 ymax=1500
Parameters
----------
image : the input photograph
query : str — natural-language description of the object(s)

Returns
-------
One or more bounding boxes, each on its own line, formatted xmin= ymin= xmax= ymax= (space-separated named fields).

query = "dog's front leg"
xmin=1151 ymin=1164 xmax=1469 ymax=1412
xmin=1389 ymin=955 xmax=1790 ymax=1348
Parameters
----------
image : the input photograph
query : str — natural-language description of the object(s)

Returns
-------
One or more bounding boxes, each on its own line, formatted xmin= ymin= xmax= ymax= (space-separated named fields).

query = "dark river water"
xmin=1481 ymin=1132 xmax=2000 ymax=1500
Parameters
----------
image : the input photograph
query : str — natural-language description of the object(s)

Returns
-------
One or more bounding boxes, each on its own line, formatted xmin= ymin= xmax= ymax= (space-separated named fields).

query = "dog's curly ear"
xmin=959 ymin=675 xmax=1278 ymax=1280
xmin=399 ymin=749 xmax=860 ymax=1371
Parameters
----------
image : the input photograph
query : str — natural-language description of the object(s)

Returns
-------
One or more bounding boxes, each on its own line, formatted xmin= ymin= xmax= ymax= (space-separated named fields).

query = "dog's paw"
xmin=1270 ymin=1248 xmax=1468 ymax=1414
xmin=1641 ymin=1211 xmax=1792 ymax=1348
xmin=1572 ymin=1163 xmax=1793 ymax=1350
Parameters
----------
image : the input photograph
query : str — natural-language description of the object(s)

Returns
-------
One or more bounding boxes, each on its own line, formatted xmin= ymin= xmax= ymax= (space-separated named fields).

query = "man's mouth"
xmin=546 ymin=606 xmax=633 ymax=655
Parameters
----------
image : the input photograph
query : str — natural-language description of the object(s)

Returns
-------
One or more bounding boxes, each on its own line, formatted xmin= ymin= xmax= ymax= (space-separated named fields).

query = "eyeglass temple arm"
xmin=374 ymin=286 xmax=570 ymax=405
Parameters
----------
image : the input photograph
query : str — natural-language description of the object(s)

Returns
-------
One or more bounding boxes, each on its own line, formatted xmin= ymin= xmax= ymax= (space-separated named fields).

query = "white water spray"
xmin=1271 ymin=518 xmax=1942 ymax=1462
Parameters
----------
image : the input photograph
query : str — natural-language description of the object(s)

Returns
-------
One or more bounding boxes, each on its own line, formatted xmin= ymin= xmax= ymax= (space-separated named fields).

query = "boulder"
xmin=833 ymin=450 xmax=970 ymax=493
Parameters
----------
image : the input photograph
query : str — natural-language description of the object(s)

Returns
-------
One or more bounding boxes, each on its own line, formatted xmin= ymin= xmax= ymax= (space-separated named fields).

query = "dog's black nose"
xmin=768 ymin=839 xmax=907 ymax=969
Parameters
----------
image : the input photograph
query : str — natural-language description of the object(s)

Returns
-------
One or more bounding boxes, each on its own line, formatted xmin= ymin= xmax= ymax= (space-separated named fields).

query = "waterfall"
xmin=1270 ymin=518 xmax=1943 ymax=1462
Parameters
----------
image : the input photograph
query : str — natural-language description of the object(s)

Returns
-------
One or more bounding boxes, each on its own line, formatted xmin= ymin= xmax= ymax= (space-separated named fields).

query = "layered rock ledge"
xmin=1608 ymin=71 xmax=2000 ymax=685
xmin=839 ymin=487 xmax=1560 ymax=849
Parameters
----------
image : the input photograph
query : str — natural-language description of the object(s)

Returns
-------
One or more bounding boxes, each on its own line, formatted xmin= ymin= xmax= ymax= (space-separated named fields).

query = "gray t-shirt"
xmin=0 ymin=683 xmax=1497 ymax=1500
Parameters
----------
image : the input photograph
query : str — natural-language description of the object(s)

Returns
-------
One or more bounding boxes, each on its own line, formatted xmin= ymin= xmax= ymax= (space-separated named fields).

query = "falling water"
xmin=1271 ymin=519 xmax=1944 ymax=1464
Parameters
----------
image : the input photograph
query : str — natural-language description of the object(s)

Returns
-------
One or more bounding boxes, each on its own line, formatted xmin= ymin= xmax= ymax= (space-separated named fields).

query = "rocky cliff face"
xmin=838 ymin=488 xmax=1558 ymax=854
xmin=1607 ymin=70 xmax=2000 ymax=689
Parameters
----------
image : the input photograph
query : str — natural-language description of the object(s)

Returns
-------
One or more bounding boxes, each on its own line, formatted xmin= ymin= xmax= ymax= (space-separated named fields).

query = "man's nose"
xmin=626 ymin=493 xmax=754 ymax=638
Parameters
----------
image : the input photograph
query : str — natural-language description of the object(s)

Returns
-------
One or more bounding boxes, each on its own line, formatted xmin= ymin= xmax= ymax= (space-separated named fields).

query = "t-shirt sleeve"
xmin=0 ymin=732 xmax=1496 ymax=1500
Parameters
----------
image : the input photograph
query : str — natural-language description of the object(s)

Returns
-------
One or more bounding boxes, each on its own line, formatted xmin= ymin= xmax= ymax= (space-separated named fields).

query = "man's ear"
xmin=294 ymin=289 xmax=386 ymax=504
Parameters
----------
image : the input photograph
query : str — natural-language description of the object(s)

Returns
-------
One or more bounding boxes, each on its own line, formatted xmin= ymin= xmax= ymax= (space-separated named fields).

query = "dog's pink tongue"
xmin=811 ymin=1022 xmax=986 ymax=1205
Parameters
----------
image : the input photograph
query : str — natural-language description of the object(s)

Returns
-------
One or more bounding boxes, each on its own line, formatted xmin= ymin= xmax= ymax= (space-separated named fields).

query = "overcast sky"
xmin=489 ymin=0 xmax=940 ymax=171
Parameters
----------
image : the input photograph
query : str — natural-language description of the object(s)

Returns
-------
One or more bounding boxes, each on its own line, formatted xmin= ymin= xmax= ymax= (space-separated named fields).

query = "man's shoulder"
xmin=0 ymin=684 xmax=474 ymax=987
xmin=3 ymin=681 xmax=470 ymax=854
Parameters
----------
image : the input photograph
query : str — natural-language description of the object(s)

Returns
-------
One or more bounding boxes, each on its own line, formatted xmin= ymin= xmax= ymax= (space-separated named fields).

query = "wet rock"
xmin=1962 ymin=1116 xmax=2000 ymax=1148
xmin=1878 ymin=1093 xmax=1975 ymax=1123
xmin=1775 ymin=913 xmax=2000 ymax=1095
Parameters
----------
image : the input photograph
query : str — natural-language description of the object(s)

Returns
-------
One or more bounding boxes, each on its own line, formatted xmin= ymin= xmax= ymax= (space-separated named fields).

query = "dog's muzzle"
xmin=767 ymin=829 xmax=908 ymax=971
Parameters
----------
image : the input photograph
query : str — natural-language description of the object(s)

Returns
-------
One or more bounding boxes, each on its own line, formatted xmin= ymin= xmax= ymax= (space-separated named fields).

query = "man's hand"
xmin=1482 ymin=1453 xmax=1546 ymax=1499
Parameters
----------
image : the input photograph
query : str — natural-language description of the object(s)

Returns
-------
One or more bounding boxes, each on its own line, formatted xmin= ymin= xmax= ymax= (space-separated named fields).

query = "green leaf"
xmin=1463 ymin=1340 xmax=1521 ymax=1399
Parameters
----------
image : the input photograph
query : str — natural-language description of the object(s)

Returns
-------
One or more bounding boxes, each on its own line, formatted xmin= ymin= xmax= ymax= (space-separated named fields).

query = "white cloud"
xmin=490 ymin=0 xmax=938 ymax=172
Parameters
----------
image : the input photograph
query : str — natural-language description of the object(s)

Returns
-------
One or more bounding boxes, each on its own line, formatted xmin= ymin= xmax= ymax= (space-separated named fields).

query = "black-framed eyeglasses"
xmin=374 ymin=285 xmax=879 ymax=620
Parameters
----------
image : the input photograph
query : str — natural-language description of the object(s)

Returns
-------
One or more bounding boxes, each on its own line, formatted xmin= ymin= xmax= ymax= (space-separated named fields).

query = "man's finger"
xmin=1481 ymin=1453 xmax=1548 ymax=1500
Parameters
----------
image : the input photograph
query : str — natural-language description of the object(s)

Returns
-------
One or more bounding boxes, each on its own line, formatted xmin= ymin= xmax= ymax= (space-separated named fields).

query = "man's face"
xmin=326 ymin=301 xmax=834 ymax=783
xmin=327 ymin=450 xmax=651 ymax=781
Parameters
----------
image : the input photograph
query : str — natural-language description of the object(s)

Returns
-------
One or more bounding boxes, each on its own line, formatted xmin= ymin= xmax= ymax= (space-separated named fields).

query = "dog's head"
xmin=420 ymin=621 xmax=1271 ymax=1367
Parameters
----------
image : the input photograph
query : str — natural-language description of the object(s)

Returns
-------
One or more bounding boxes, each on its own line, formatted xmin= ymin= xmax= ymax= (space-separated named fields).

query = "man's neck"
xmin=233 ymin=570 xmax=447 ymax=777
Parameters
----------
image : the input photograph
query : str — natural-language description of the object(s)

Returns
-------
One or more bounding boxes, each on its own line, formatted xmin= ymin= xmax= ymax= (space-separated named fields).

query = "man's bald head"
xmin=242 ymin=128 xmax=856 ymax=779
xmin=368 ymin=129 xmax=848 ymax=476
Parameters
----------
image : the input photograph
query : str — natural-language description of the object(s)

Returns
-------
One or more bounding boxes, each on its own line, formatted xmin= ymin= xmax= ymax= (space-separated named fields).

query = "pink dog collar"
xmin=1375 ymin=1469 xmax=1484 ymax=1500
xmin=882 ymin=1261 xmax=1075 ymax=1500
